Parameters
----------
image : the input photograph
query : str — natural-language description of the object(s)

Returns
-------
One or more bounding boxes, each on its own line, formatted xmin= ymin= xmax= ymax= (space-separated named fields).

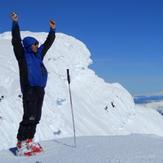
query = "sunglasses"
xmin=33 ymin=42 xmax=39 ymax=46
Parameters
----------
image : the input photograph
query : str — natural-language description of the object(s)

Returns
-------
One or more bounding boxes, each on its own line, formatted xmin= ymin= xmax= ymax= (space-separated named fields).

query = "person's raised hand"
xmin=49 ymin=20 xmax=56 ymax=29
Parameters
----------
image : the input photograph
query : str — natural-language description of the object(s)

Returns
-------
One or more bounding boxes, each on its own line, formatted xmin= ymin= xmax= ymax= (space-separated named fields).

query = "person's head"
xmin=23 ymin=37 xmax=39 ymax=53
xmin=31 ymin=42 xmax=39 ymax=53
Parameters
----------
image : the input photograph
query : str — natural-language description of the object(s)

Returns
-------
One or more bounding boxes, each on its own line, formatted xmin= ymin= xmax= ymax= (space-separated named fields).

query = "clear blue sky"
xmin=0 ymin=0 xmax=163 ymax=95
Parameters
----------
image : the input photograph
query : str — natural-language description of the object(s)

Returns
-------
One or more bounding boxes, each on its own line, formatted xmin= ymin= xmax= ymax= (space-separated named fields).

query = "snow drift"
xmin=0 ymin=31 xmax=163 ymax=150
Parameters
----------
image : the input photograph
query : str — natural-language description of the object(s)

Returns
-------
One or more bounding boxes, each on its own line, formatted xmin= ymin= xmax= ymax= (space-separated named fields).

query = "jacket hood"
xmin=23 ymin=37 xmax=39 ymax=51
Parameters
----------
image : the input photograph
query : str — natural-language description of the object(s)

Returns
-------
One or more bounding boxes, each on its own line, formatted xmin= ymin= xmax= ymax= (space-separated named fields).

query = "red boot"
xmin=26 ymin=139 xmax=43 ymax=154
xmin=16 ymin=140 xmax=34 ymax=156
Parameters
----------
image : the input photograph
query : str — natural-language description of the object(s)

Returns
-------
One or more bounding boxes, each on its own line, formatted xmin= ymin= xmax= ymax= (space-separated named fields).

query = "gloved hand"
xmin=49 ymin=20 xmax=56 ymax=29
xmin=11 ymin=12 xmax=18 ymax=22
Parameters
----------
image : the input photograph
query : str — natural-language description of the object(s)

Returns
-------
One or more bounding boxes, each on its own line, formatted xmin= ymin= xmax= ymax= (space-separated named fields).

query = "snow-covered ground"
xmin=1 ymin=31 xmax=163 ymax=162
xmin=1 ymin=134 xmax=163 ymax=163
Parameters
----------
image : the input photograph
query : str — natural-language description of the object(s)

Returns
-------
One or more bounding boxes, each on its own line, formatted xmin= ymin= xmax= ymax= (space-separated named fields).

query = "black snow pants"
xmin=17 ymin=86 xmax=45 ymax=141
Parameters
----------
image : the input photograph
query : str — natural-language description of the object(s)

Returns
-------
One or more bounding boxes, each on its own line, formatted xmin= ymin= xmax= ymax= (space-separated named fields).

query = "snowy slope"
xmin=0 ymin=31 xmax=163 ymax=151
xmin=1 ymin=135 xmax=163 ymax=163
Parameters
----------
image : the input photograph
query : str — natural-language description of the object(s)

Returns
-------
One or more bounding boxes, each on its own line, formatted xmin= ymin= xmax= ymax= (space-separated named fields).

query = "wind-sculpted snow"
xmin=0 ymin=31 xmax=163 ymax=151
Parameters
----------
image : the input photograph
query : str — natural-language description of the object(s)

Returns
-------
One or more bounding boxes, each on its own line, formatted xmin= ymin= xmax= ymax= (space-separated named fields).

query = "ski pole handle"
xmin=67 ymin=69 xmax=71 ymax=84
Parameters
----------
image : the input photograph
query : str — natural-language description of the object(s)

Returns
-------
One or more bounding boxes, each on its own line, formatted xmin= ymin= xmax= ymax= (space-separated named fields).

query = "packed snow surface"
xmin=1 ymin=134 xmax=163 ymax=163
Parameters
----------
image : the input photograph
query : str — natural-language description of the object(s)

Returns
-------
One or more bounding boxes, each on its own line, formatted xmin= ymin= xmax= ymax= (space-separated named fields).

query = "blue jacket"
xmin=11 ymin=21 xmax=56 ymax=92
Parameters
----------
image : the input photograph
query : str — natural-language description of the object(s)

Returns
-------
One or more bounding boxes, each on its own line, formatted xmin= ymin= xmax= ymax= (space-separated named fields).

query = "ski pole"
xmin=66 ymin=69 xmax=76 ymax=147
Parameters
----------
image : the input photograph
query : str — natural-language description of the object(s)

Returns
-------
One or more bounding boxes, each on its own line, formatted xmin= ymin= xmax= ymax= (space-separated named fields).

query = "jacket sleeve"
xmin=11 ymin=21 xmax=24 ymax=60
xmin=41 ymin=28 xmax=56 ymax=59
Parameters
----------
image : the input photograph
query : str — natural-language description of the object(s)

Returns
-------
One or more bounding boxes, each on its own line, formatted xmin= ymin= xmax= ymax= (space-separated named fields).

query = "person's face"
xmin=31 ymin=42 xmax=39 ymax=53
